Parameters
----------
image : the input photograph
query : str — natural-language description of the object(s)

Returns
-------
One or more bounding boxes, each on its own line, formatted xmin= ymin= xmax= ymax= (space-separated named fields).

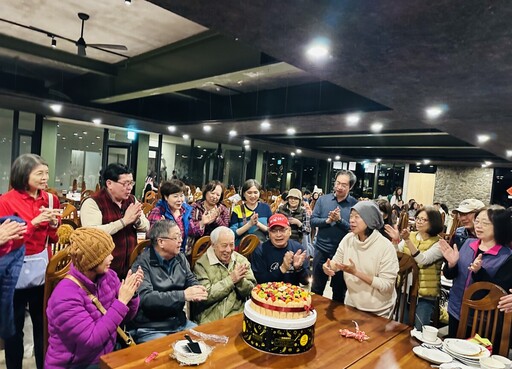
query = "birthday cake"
xmin=242 ymin=282 xmax=316 ymax=355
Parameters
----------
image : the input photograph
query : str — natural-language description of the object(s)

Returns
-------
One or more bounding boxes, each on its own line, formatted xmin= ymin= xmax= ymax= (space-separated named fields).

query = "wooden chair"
xmin=144 ymin=190 xmax=157 ymax=206
xmin=72 ymin=179 xmax=77 ymax=192
xmin=43 ymin=247 xmax=72 ymax=355
xmin=442 ymin=212 xmax=460 ymax=241
xmin=95 ymin=183 xmax=100 ymax=193
xmin=393 ymin=252 xmax=420 ymax=325
xmin=238 ymin=234 xmax=260 ymax=258
xmin=61 ymin=203 xmax=80 ymax=226
xmin=141 ymin=202 xmax=154 ymax=217
xmin=190 ymin=236 xmax=211 ymax=269
xmin=129 ymin=239 xmax=151 ymax=267
xmin=457 ymin=282 xmax=512 ymax=356
xmin=398 ymin=211 xmax=409 ymax=232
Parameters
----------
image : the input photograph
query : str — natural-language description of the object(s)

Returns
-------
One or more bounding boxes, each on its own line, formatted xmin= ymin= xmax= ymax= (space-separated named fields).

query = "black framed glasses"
xmin=116 ymin=181 xmax=136 ymax=188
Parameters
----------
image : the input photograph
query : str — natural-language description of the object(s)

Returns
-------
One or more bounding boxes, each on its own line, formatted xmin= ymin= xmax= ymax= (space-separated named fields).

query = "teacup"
xmin=492 ymin=355 xmax=512 ymax=369
xmin=481 ymin=357 xmax=506 ymax=369
xmin=421 ymin=325 xmax=438 ymax=343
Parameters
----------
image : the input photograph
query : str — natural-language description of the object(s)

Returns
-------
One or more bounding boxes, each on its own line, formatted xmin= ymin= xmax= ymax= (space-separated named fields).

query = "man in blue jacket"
xmin=311 ymin=170 xmax=358 ymax=302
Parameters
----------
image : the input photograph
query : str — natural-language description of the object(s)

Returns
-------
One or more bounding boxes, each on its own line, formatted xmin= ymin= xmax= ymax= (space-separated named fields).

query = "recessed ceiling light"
xmin=376 ymin=158 xmax=382 ymax=163
xmin=485 ymin=161 xmax=493 ymax=166
xmin=61 ymin=137 xmax=66 ymax=140
xmin=243 ymin=139 xmax=250 ymax=145
xmin=203 ymin=125 xmax=212 ymax=132
xmin=49 ymin=104 xmax=62 ymax=113
xmin=73 ymin=132 xmax=78 ymax=136
xmin=291 ymin=152 xmax=296 ymax=157
xmin=168 ymin=126 xmax=176 ymax=133
xmin=327 ymin=158 xmax=332 ymax=162
xmin=182 ymin=134 xmax=190 ymax=140
xmin=78 ymin=136 xmax=83 ymax=140
xmin=197 ymin=145 xmax=201 ymax=148
xmin=92 ymin=118 xmax=102 ymax=125
xmin=286 ymin=128 xmax=296 ymax=135
xmin=425 ymin=106 xmax=444 ymax=120
xmin=306 ymin=38 xmax=330 ymax=60
xmin=244 ymin=145 xmax=250 ymax=150
xmin=335 ymin=155 xmax=340 ymax=160
xmin=423 ymin=159 xmax=431 ymax=164
xmin=296 ymin=149 xmax=302 ymax=154
xmin=507 ymin=150 xmax=512 ymax=157
xmin=416 ymin=162 xmax=421 ymax=166
xmin=229 ymin=130 xmax=237 ymax=137
xmin=261 ymin=120 xmax=271 ymax=129
xmin=370 ymin=122 xmax=384 ymax=133
xmin=477 ymin=134 xmax=491 ymax=143
xmin=346 ymin=113 xmax=361 ymax=126
xmin=96 ymin=136 xmax=101 ymax=139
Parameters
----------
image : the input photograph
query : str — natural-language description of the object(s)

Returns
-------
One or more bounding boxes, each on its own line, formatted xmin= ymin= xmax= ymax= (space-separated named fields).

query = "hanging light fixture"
xmin=51 ymin=36 xmax=57 ymax=48
xmin=124 ymin=0 xmax=131 ymax=5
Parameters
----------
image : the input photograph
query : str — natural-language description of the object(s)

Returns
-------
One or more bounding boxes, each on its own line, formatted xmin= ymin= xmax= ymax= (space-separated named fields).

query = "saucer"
xmin=412 ymin=346 xmax=452 ymax=365
xmin=411 ymin=329 xmax=443 ymax=345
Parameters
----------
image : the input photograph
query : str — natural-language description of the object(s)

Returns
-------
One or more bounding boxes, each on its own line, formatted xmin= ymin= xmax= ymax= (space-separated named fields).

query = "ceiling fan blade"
xmin=87 ymin=44 xmax=128 ymax=51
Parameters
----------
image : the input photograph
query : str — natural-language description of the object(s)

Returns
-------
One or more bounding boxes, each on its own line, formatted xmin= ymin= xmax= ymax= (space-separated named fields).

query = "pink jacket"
xmin=45 ymin=265 xmax=139 ymax=368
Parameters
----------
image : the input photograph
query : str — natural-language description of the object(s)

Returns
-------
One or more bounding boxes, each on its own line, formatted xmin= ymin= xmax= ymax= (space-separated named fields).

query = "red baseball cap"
xmin=268 ymin=213 xmax=290 ymax=229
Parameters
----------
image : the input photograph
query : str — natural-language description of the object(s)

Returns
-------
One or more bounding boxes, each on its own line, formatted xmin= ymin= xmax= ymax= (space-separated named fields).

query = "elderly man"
xmin=81 ymin=163 xmax=149 ymax=278
xmin=193 ymin=226 xmax=256 ymax=324
xmin=449 ymin=198 xmax=485 ymax=248
xmin=252 ymin=214 xmax=310 ymax=286
xmin=129 ymin=220 xmax=207 ymax=343
xmin=311 ymin=170 xmax=358 ymax=302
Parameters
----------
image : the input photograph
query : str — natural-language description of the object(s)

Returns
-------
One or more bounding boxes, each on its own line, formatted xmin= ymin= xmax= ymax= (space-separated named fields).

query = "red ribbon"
xmin=251 ymin=297 xmax=314 ymax=313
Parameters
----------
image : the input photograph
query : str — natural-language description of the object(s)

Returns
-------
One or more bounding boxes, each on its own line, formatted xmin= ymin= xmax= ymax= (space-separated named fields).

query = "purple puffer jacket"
xmin=45 ymin=264 xmax=139 ymax=369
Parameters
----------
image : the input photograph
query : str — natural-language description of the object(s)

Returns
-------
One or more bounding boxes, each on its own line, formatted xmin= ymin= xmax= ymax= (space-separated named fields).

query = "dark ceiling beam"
xmin=0 ymin=34 xmax=117 ymax=76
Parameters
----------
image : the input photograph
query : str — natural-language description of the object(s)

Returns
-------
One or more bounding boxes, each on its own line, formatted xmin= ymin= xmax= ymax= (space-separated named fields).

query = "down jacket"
xmin=45 ymin=264 xmax=139 ymax=369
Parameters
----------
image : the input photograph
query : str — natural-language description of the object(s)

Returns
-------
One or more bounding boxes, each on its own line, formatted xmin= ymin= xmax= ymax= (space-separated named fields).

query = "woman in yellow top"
xmin=397 ymin=206 xmax=444 ymax=330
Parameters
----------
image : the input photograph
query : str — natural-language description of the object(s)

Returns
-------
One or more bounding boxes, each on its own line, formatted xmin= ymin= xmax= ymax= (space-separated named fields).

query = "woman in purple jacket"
xmin=45 ymin=228 xmax=142 ymax=369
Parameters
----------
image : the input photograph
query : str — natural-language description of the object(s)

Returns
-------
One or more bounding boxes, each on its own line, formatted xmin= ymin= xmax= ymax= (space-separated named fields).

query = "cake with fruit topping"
xmin=250 ymin=282 xmax=312 ymax=319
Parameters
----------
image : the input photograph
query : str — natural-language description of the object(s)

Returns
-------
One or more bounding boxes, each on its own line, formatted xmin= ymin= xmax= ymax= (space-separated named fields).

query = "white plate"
xmin=411 ymin=329 xmax=443 ymax=345
xmin=413 ymin=346 xmax=453 ymax=365
xmin=443 ymin=339 xmax=482 ymax=356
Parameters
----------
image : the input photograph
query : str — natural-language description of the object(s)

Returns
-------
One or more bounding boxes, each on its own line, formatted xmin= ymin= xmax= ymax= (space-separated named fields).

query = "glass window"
xmin=0 ymin=109 xmax=13 ymax=193
xmin=266 ymin=153 xmax=287 ymax=192
xmin=18 ymin=112 xmax=36 ymax=131
xmin=54 ymin=122 xmax=103 ymax=191
xmin=190 ymin=140 xmax=218 ymax=186
xmin=223 ymin=144 xmax=243 ymax=189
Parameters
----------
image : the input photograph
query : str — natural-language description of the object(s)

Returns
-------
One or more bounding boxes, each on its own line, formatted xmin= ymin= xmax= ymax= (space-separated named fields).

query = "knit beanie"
xmin=69 ymin=228 xmax=115 ymax=272
xmin=352 ymin=201 xmax=384 ymax=230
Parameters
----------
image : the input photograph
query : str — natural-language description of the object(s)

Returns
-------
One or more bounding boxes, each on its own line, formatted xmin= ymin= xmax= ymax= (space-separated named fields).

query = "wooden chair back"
xmin=141 ymin=202 xmax=154 ymax=217
xmin=398 ymin=211 xmax=409 ymax=232
xmin=457 ymin=282 xmax=512 ymax=356
xmin=43 ymin=247 xmax=72 ymax=355
xmin=190 ymin=236 xmax=211 ymax=269
xmin=95 ymin=183 xmax=100 ymax=192
xmin=393 ymin=252 xmax=420 ymax=325
xmin=444 ymin=212 xmax=460 ymax=241
xmin=72 ymin=179 xmax=77 ymax=192
xmin=61 ymin=203 xmax=80 ymax=226
xmin=193 ymin=191 xmax=203 ymax=202
xmin=129 ymin=239 xmax=151 ymax=268
xmin=144 ymin=190 xmax=157 ymax=206
xmin=81 ymin=181 xmax=86 ymax=193
xmin=238 ymin=234 xmax=260 ymax=258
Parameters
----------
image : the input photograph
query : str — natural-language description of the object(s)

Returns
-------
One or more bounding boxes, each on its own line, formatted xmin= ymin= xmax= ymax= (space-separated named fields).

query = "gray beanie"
xmin=352 ymin=201 xmax=384 ymax=230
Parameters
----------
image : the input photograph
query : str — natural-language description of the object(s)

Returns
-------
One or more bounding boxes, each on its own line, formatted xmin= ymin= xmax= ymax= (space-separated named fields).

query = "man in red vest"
xmin=81 ymin=164 xmax=150 ymax=278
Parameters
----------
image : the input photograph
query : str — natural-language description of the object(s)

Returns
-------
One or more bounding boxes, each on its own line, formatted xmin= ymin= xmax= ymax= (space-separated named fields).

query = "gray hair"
xmin=210 ymin=226 xmax=234 ymax=245
xmin=335 ymin=170 xmax=357 ymax=189
xmin=148 ymin=219 xmax=178 ymax=247
xmin=10 ymin=154 xmax=48 ymax=191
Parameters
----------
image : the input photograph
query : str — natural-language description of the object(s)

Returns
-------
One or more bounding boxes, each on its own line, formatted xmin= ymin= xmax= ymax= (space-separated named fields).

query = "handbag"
xmin=65 ymin=275 xmax=136 ymax=347
xmin=15 ymin=191 xmax=53 ymax=289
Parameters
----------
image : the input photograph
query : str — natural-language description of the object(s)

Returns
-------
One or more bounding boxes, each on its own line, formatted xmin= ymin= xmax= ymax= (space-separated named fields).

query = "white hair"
xmin=210 ymin=226 xmax=234 ymax=245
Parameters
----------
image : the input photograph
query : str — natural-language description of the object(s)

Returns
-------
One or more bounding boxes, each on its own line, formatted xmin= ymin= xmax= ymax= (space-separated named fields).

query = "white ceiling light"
xmin=291 ymin=152 xmax=296 ymax=157
xmin=92 ymin=118 xmax=101 ymax=125
xmin=182 ymin=134 xmax=189 ymax=140
xmin=346 ymin=113 xmax=361 ymax=126
xmin=335 ymin=155 xmax=340 ymax=160
xmin=296 ymin=149 xmax=302 ymax=154
xmin=203 ymin=125 xmax=212 ymax=132
xmin=423 ymin=159 xmax=431 ymax=164
xmin=244 ymin=145 xmax=250 ymax=150
xmin=229 ymin=130 xmax=237 ymax=137
xmin=243 ymin=139 xmax=250 ymax=145
xmin=286 ymin=128 xmax=296 ymax=135
xmin=168 ymin=126 xmax=176 ymax=133
xmin=261 ymin=120 xmax=271 ymax=129
xmin=416 ymin=162 xmax=421 ymax=166
xmin=506 ymin=150 xmax=512 ymax=157
xmin=370 ymin=122 xmax=384 ymax=133
xmin=484 ymin=161 xmax=492 ymax=166
xmin=327 ymin=158 xmax=332 ymax=162
xmin=376 ymin=158 xmax=382 ymax=163
xmin=50 ymin=104 xmax=62 ymax=113
xmin=306 ymin=38 xmax=330 ymax=60
xmin=477 ymin=134 xmax=491 ymax=144
xmin=425 ymin=106 xmax=444 ymax=120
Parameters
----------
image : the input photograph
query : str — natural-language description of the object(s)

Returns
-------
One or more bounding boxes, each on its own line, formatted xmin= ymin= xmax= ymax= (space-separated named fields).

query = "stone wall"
xmin=433 ymin=166 xmax=493 ymax=211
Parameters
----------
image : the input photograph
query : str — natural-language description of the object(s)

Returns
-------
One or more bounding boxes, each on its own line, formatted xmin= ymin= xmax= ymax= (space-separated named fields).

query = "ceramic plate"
xmin=411 ymin=329 xmax=443 ymax=345
xmin=413 ymin=346 xmax=453 ymax=365
xmin=443 ymin=339 xmax=486 ymax=357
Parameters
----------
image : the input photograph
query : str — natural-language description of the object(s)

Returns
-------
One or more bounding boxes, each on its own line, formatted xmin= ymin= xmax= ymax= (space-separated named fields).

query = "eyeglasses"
xmin=159 ymin=236 xmax=182 ymax=242
xmin=474 ymin=219 xmax=492 ymax=227
xmin=116 ymin=181 xmax=136 ymax=188
xmin=334 ymin=181 xmax=350 ymax=189
xmin=415 ymin=217 xmax=429 ymax=223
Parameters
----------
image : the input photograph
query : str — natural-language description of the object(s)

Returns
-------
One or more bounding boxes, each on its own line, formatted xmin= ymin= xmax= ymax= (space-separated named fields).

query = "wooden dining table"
xmin=100 ymin=295 xmax=432 ymax=369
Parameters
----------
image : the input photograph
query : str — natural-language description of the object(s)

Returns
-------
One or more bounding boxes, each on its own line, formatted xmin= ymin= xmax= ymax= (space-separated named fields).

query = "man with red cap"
xmin=251 ymin=214 xmax=310 ymax=286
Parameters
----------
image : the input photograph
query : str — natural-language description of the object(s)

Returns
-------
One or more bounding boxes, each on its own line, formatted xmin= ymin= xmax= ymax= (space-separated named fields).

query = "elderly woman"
xmin=193 ymin=226 xmax=256 ymax=324
xmin=441 ymin=205 xmax=512 ymax=338
xmin=190 ymin=180 xmax=231 ymax=237
xmin=148 ymin=180 xmax=215 ymax=254
xmin=129 ymin=220 xmax=208 ymax=343
xmin=45 ymin=228 xmax=142 ymax=369
xmin=229 ymin=179 xmax=272 ymax=244
xmin=397 ymin=206 xmax=444 ymax=329
xmin=0 ymin=154 xmax=61 ymax=369
xmin=323 ymin=201 xmax=399 ymax=317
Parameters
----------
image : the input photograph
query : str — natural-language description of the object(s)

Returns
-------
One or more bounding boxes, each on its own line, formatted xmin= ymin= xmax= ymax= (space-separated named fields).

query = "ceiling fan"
xmin=75 ymin=12 xmax=127 ymax=56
